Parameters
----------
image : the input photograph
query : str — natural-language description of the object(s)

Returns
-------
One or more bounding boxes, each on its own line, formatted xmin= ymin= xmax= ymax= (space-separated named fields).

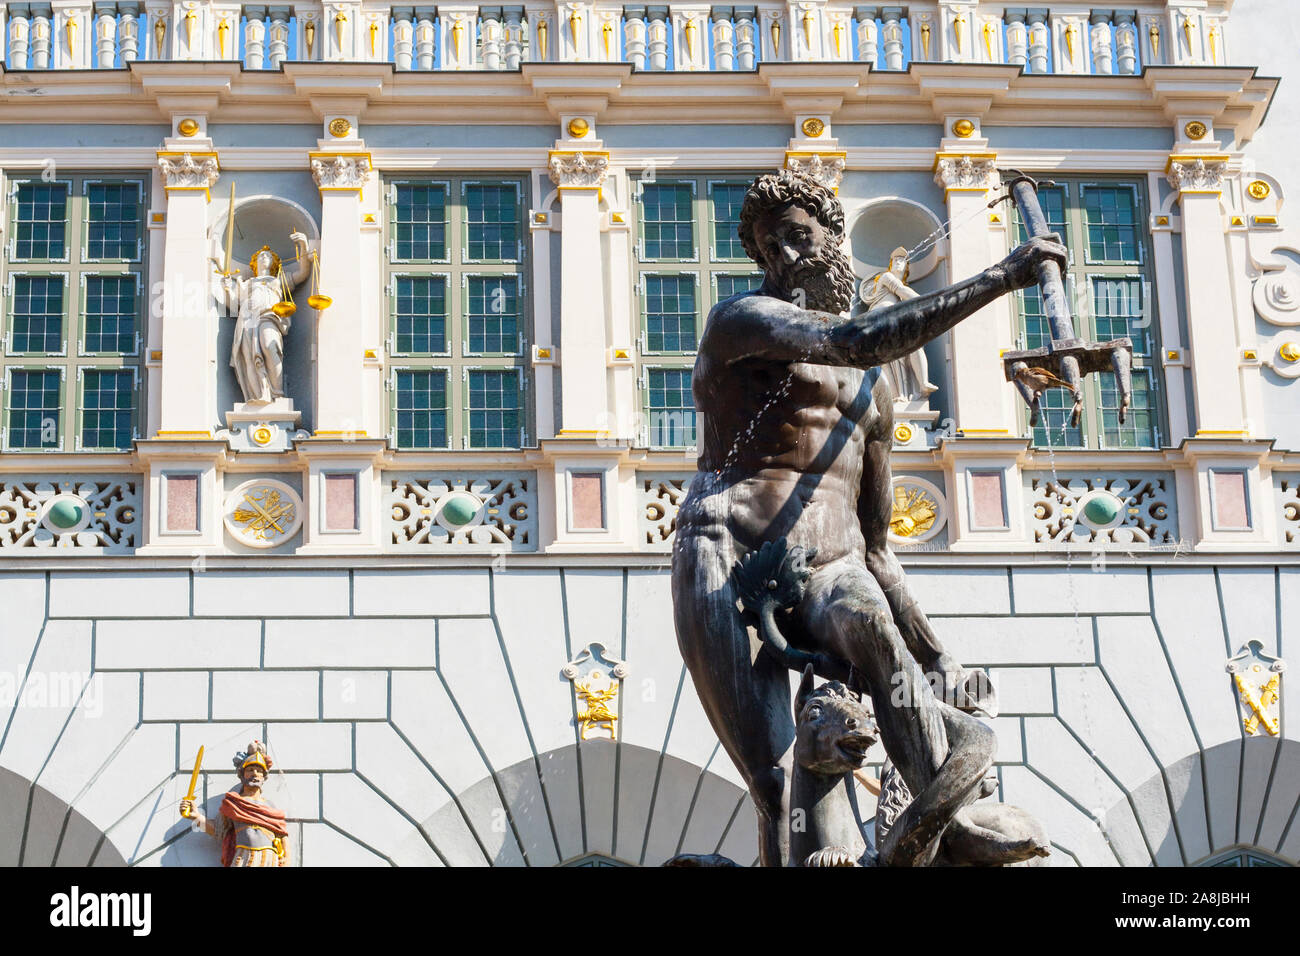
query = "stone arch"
xmin=1096 ymin=737 xmax=1300 ymax=867
xmin=412 ymin=741 xmax=756 ymax=867
xmin=0 ymin=767 xmax=126 ymax=867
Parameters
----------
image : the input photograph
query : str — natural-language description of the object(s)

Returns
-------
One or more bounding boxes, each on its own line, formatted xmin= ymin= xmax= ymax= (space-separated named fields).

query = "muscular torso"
xmin=678 ymin=293 xmax=890 ymax=565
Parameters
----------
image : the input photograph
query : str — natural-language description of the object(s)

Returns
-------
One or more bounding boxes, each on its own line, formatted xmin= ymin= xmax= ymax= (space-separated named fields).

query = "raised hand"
xmin=996 ymin=233 xmax=1068 ymax=290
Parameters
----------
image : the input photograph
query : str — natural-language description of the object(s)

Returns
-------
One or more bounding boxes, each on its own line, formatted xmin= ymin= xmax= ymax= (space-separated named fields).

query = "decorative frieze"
xmin=157 ymin=151 xmax=219 ymax=190
xmin=0 ymin=477 xmax=141 ymax=553
xmin=784 ymin=151 xmax=846 ymax=193
xmin=1026 ymin=472 xmax=1180 ymax=548
xmin=311 ymin=153 xmax=371 ymax=189
xmin=548 ymin=150 xmax=609 ymax=188
xmin=933 ymin=153 xmax=998 ymax=192
xmin=385 ymin=471 xmax=537 ymax=550
xmin=1165 ymin=155 xmax=1229 ymax=193
xmin=638 ymin=472 xmax=695 ymax=548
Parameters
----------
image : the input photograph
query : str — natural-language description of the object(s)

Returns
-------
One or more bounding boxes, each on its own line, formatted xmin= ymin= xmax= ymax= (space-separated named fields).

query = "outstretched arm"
xmin=711 ymin=235 xmax=1064 ymax=368
xmin=287 ymin=232 xmax=312 ymax=287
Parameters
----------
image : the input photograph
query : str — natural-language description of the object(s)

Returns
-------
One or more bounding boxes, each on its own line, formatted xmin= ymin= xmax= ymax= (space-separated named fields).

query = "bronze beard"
xmin=769 ymin=239 xmax=858 ymax=316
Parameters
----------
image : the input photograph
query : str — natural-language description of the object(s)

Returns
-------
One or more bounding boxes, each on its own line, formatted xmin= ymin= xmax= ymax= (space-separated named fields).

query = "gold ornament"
xmin=1235 ymin=672 xmax=1280 ymax=736
xmin=952 ymin=118 xmax=975 ymax=138
xmin=801 ymin=117 xmax=825 ymax=138
xmin=306 ymin=251 xmax=332 ymax=311
xmin=1280 ymin=343 xmax=1300 ymax=363
xmin=1065 ymin=22 xmax=1077 ymax=62
xmin=153 ymin=17 xmax=166 ymax=52
xmin=230 ymin=485 xmax=298 ymax=544
xmin=1248 ymin=180 xmax=1271 ymax=200
xmin=65 ymin=15 xmax=77 ymax=55
xmin=602 ymin=19 xmax=612 ymax=58
xmin=919 ymin=20 xmax=931 ymax=59
xmin=334 ymin=10 xmax=347 ymax=51
xmin=574 ymin=671 xmax=620 ymax=740
xmin=890 ymin=484 xmax=938 ymax=539
xmin=569 ymin=9 xmax=581 ymax=46
xmin=1182 ymin=15 xmax=1194 ymax=53
xmin=217 ymin=17 xmax=229 ymax=57
xmin=1184 ymin=120 xmax=1208 ymax=140
xmin=369 ymin=20 xmax=379 ymax=56
xmin=834 ymin=21 xmax=844 ymax=57
xmin=771 ymin=19 xmax=780 ymax=54
xmin=1149 ymin=24 xmax=1160 ymax=60
xmin=328 ymin=117 xmax=351 ymax=138
xmin=304 ymin=17 xmax=316 ymax=56
xmin=177 ymin=118 xmax=200 ymax=137
xmin=893 ymin=423 xmax=914 ymax=444
xmin=566 ymin=117 xmax=589 ymax=138
xmin=538 ymin=18 xmax=549 ymax=60
xmin=685 ymin=16 xmax=697 ymax=59
xmin=953 ymin=13 xmax=966 ymax=53
xmin=982 ymin=21 xmax=994 ymax=60
xmin=802 ymin=8 xmax=814 ymax=51
xmin=1208 ymin=25 xmax=1218 ymax=64
xmin=252 ymin=425 xmax=274 ymax=446
xmin=452 ymin=17 xmax=464 ymax=60
xmin=184 ymin=8 xmax=196 ymax=49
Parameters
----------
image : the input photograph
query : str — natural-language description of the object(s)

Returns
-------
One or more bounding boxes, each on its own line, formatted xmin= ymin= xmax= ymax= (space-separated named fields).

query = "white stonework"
xmin=157 ymin=151 xmax=219 ymax=189
xmin=547 ymin=150 xmax=608 ymax=187
xmin=310 ymin=153 xmax=370 ymax=189
xmin=1167 ymin=157 xmax=1229 ymax=192
xmin=934 ymin=154 xmax=999 ymax=191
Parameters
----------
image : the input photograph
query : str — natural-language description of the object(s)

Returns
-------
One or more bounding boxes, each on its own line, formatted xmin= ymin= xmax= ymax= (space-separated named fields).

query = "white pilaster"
xmin=933 ymin=146 xmax=1017 ymax=437
xmin=1167 ymin=152 xmax=1248 ymax=435
xmin=549 ymin=143 xmax=610 ymax=436
xmin=156 ymin=146 xmax=220 ymax=435
xmin=310 ymin=145 xmax=372 ymax=437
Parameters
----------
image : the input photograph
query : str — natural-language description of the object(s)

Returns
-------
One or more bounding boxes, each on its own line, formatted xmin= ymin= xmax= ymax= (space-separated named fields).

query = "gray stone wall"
xmin=0 ymin=562 xmax=1295 ymax=866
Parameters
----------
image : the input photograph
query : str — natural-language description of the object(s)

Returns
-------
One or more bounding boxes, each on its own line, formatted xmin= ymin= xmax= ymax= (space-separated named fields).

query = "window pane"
xmin=648 ymin=368 xmax=696 ymax=447
xmin=6 ymin=369 xmax=61 ymax=449
xmin=393 ymin=184 xmax=447 ymax=260
xmin=83 ymin=276 xmax=137 ymax=353
xmin=1083 ymin=185 xmax=1140 ymax=263
xmin=1015 ymin=185 xmax=1068 ymax=250
xmin=644 ymin=274 xmax=696 ymax=352
xmin=640 ymin=184 xmax=695 ymax=260
xmin=467 ymin=369 xmax=521 ymax=448
xmin=1099 ymin=369 xmax=1157 ymax=448
xmin=394 ymin=276 xmax=447 ymax=354
xmin=1018 ymin=284 xmax=1052 ymax=351
xmin=85 ymin=183 xmax=141 ymax=260
xmin=1091 ymin=276 xmax=1149 ymax=356
xmin=13 ymin=183 xmax=67 ymax=260
xmin=466 ymin=276 xmax=520 ymax=354
xmin=714 ymin=273 xmax=763 ymax=304
xmin=1029 ymin=387 xmax=1085 ymax=448
xmin=10 ymin=275 xmax=64 ymax=353
xmin=81 ymin=368 xmax=134 ymax=449
xmin=710 ymin=182 xmax=748 ymax=260
xmin=465 ymin=184 xmax=520 ymax=261
xmin=394 ymin=369 xmax=449 ymax=448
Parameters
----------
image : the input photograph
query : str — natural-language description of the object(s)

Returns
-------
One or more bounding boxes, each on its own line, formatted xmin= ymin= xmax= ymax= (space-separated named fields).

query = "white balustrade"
xmin=1090 ymin=12 xmax=1112 ymax=74
xmin=0 ymin=2 xmax=1233 ymax=74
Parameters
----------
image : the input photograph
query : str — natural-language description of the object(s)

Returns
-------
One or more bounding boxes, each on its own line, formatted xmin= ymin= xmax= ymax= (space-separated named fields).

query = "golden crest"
xmin=1227 ymin=642 xmax=1285 ymax=737
xmin=890 ymin=484 xmax=937 ymax=538
xmin=563 ymin=643 xmax=629 ymax=742
xmin=1184 ymin=120 xmax=1208 ymax=140
xmin=329 ymin=117 xmax=352 ymax=138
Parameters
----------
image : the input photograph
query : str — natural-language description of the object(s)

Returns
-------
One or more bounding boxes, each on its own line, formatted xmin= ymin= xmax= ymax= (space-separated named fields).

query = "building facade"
xmin=0 ymin=0 xmax=1296 ymax=866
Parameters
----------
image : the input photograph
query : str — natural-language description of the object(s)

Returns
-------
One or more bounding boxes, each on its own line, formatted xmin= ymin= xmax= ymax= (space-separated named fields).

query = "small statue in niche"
xmin=179 ymin=740 xmax=291 ymax=867
xmin=860 ymin=246 xmax=938 ymax=404
xmin=219 ymin=234 xmax=310 ymax=406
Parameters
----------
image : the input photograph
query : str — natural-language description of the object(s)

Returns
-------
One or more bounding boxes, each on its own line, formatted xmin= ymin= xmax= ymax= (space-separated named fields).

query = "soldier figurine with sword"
xmin=179 ymin=740 xmax=291 ymax=867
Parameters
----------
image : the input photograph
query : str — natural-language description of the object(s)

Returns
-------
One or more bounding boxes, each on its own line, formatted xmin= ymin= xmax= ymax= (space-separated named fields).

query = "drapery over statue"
xmin=669 ymin=171 xmax=1063 ymax=867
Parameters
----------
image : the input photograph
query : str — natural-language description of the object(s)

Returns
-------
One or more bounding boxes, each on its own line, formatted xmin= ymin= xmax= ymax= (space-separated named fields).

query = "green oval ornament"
xmin=46 ymin=499 xmax=84 ymax=530
xmin=1082 ymin=494 xmax=1120 ymax=526
xmin=441 ymin=494 xmax=480 ymax=528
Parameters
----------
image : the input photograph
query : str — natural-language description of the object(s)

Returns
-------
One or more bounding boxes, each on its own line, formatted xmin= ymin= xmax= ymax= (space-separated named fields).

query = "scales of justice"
xmin=212 ymin=183 xmax=334 ymax=452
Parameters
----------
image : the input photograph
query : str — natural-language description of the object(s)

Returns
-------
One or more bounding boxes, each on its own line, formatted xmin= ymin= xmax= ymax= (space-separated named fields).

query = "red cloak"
xmin=219 ymin=791 xmax=289 ymax=867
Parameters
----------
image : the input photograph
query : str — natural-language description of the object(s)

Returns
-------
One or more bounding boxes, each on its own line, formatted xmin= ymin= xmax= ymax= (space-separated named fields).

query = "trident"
xmin=996 ymin=171 xmax=1134 ymax=428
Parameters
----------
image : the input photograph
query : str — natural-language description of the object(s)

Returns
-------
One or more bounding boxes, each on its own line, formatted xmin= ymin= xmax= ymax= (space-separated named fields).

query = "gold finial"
xmin=952 ymin=118 xmax=975 ymax=138
xmin=538 ymin=18 xmax=548 ymax=60
xmin=567 ymin=117 xmax=589 ymax=138
xmin=184 ymin=8 xmax=196 ymax=49
xmin=771 ymin=19 xmax=780 ymax=54
xmin=304 ymin=17 xmax=316 ymax=56
xmin=177 ymin=118 xmax=200 ymax=137
xmin=334 ymin=10 xmax=347 ymax=51
xmin=919 ymin=20 xmax=931 ymax=59
xmin=602 ymin=19 xmax=613 ymax=58
xmin=1149 ymin=23 xmax=1160 ymax=60
xmin=217 ymin=17 xmax=230 ymax=57
xmin=569 ymin=8 xmax=581 ymax=46
xmin=369 ymin=20 xmax=378 ymax=56
xmin=153 ymin=16 xmax=166 ymax=52
xmin=953 ymin=13 xmax=966 ymax=53
xmin=1182 ymin=14 xmax=1194 ymax=54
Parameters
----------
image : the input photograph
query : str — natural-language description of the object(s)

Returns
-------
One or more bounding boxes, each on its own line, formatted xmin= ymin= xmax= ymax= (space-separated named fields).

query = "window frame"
xmin=1012 ymin=176 xmax=1164 ymax=450
xmin=633 ymin=172 xmax=764 ymax=449
xmin=1 ymin=173 xmax=146 ymax=453
xmin=383 ymin=174 xmax=530 ymax=450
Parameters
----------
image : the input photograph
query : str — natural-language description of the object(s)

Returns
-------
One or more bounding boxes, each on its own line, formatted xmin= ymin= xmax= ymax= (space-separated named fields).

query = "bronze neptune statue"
xmin=670 ymin=171 xmax=1064 ymax=866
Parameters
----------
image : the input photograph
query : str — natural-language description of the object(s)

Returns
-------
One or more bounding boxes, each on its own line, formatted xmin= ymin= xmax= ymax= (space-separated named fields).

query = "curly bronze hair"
xmin=737 ymin=170 xmax=845 ymax=264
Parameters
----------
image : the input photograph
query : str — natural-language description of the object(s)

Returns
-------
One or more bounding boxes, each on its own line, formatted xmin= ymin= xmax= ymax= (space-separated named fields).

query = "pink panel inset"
xmin=1212 ymin=470 xmax=1250 ymax=529
xmin=324 ymin=473 xmax=358 ymax=531
xmin=969 ymin=471 xmax=1007 ymax=530
xmin=570 ymin=472 xmax=605 ymax=530
xmin=165 ymin=474 xmax=199 ymax=533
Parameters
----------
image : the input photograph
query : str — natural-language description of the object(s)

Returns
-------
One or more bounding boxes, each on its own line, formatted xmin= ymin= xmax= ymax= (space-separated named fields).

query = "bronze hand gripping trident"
xmin=997 ymin=171 xmax=1134 ymax=428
